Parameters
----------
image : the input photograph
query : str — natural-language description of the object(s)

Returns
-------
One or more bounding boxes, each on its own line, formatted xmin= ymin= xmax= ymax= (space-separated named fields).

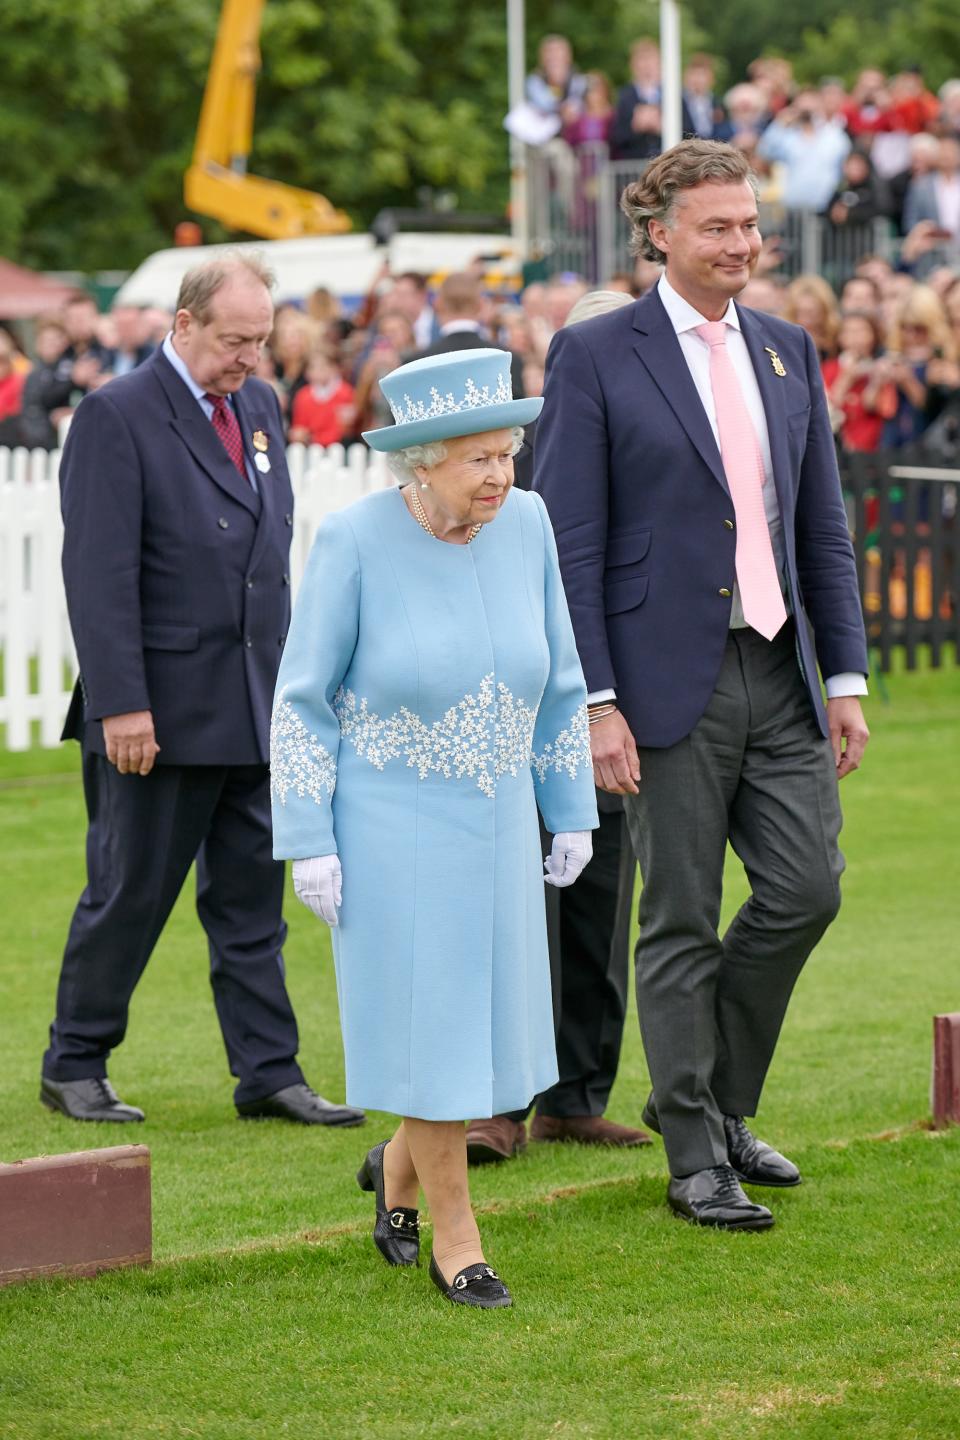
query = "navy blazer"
xmin=532 ymin=288 xmax=868 ymax=748
xmin=60 ymin=349 xmax=294 ymax=766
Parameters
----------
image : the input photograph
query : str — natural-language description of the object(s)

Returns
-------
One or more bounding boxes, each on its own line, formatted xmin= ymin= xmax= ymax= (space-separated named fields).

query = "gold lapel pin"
xmin=764 ymin=347 xmax=787 ymax=377
xmin=252 ymin=429 xmax=269 ymax=451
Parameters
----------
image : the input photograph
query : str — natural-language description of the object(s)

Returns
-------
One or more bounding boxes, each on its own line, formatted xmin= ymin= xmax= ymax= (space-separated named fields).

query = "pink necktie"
xmin=696 ymin=322 xmax=787 ymax=641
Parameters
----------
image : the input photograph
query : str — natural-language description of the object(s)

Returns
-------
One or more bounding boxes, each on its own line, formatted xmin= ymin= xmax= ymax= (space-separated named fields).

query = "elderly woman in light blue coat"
xmin=270 ymin=348 xmax=598 ymax=1309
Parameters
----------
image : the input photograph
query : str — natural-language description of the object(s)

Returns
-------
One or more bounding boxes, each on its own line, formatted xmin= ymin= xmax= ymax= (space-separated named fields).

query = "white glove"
xmin=543 ymin=831 xmax=593 ymax=888
xmin=292 ymin=855 xmax=342 ymax=927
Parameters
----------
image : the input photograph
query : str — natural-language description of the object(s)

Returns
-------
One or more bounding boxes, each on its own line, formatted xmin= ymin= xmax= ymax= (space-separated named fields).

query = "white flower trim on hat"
xmin=390 ymin=373 xmax=513 ymax=426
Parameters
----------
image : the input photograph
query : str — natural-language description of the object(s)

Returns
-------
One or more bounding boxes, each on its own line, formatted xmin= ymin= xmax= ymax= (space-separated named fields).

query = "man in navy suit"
xmin=41 ymin=255 xmax=364 ymax=1129
xmin=534 ymin=140 xmax=869 ymax=1229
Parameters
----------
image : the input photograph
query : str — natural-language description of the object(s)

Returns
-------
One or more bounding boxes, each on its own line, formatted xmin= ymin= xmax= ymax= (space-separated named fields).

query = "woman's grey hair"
xmin=620 ymin=139 xmax=759 ymax=263
xmin=387 ymin=426 xmax=525 ymax=483
xmin=565 ymin=290 xmax=634 ymax=327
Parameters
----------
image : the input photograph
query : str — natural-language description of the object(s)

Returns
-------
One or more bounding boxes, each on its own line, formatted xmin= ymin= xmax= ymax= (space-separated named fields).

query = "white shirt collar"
xmin=439 ymin=319 xmax=483 ymax=336
xmin=161 ymin=332 xmax=209 ymax=405
xmin=657 ymin=273 xmax=742 ymax=336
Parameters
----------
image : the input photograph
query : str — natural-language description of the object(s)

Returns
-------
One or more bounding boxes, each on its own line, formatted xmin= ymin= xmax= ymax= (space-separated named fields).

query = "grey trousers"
xmin=622 ymin=624 xmax=845 ymax=1177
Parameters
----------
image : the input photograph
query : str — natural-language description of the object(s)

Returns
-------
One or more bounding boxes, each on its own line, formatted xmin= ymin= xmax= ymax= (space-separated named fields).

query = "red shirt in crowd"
xmin=0 ymin=371 xmax=25 ymax=421
xmin=290 ymin=378 xmax=356 ymax=447
xmin=821 ymin=358 xmax=896 ymax=453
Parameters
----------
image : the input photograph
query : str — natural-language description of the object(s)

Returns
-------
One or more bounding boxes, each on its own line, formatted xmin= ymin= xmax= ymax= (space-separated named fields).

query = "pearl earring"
xmin=420 ymin=480 xmax=430 ymax=489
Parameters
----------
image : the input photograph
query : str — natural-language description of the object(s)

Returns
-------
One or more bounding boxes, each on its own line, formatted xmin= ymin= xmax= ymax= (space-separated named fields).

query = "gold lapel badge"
xmin=252 ymin=429 xmax=272 ymax=474
xmin=764 ymin=347 xmax=787 ymax=377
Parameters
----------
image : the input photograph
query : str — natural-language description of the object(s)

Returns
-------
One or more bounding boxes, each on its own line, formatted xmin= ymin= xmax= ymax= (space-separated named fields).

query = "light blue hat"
xmin=362 ymin=347 xmax=543 ymax=452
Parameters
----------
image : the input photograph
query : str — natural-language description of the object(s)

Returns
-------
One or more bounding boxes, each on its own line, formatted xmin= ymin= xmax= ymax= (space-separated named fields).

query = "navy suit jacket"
xmin=60 ymin=348 xmax=294 ymax=765
xmin=532 ymin=288 xmax=868 ymax=748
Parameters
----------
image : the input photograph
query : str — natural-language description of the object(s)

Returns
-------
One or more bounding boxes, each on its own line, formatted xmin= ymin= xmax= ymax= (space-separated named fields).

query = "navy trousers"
xmin=43 ymin=751 xmax=304 ymax=1106
xmin=506 ymin=802 xmax=634 ymax=1122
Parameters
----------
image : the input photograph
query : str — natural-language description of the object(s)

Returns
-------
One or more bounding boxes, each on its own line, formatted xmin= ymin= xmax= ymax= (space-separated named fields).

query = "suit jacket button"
xmin=284 ymin=513 xmax=293 ymax=526
xmin=218 ymin=517 xmax=229 ymax=529
xmin=282 ymin=572 xmax=290 ymax=586
xmin=723 ymin=519 xmax=735 ymax=530
xmin=718 ymin=587 xmax=732 ymax=597
xmin=245 ymin=637 xmax=253 ymax=648
xmin=246 ymin=579 xmax=254 ymax=589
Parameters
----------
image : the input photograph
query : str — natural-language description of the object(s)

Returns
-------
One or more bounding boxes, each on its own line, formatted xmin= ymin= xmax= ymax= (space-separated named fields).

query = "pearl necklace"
xmin=410 ymin=483 xmax=482 ymax=544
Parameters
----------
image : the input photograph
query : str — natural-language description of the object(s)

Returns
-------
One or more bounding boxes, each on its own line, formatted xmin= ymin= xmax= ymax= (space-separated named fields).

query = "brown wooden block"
xmin=932 ymin=1013 xmax=960 ymax=1128
xmin=0 ymin=1145 xmax=151 ymax=1285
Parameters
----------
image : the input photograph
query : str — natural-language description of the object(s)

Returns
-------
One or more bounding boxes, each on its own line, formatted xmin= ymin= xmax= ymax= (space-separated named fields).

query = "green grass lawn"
xmin=1 ymin=657 xmax=958 ymax=1439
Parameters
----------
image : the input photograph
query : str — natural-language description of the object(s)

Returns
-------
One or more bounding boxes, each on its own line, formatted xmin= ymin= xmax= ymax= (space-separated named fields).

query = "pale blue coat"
xmin=270 ymin=485 xmax=598 ymax=1120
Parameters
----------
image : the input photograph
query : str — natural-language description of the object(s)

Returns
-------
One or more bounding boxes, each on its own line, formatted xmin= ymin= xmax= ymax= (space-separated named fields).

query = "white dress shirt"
xmin=413 ymin=304 xmax=438 ymax=350
xmin=933 ymin=173 xmax=960 ymax=239
xmin=586 ymin=275 xmax=866 ymax=703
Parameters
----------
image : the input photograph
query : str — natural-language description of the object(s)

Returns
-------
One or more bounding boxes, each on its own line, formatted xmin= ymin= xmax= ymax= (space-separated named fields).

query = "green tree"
xmin=3 ymin=0 xmax=959 ymax=276
xmin=791 ymin=0 xmax=960 ymax=89
xmin=0 ymin=0 xmax=215 ymax=270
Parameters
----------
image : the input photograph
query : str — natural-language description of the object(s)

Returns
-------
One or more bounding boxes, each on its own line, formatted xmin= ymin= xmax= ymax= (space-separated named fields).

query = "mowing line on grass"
xmin=156 ymin=1115 xmax=952 ymax=1269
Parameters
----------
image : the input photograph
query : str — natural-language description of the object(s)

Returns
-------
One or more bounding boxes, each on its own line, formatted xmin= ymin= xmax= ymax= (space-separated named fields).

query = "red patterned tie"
xmin=205 ymin=393 xmax=248 ymax=483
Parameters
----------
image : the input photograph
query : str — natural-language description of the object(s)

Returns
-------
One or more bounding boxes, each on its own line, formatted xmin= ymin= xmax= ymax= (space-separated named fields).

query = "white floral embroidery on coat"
xmin=270 ymin=691 xmax=337 ymax=807
xmin=530 ymin=702 xmax=591 ymax=784
xmin=334 ymin=673 xmax=590 ymax=799
xmin=390 ymin=374 xmax=513 ymax=427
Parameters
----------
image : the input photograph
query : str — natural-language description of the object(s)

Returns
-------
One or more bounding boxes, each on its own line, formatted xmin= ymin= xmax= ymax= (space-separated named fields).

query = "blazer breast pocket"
xmin=142 ymin=623 xmax=200 ymax=652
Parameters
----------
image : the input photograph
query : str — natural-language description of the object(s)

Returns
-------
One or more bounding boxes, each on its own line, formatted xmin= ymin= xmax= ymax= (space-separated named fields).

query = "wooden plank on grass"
xmin=932 ymin=1013 xmax=960 ymax=1128
xmin=0 ymin=1145 xmax=151 ymax=1285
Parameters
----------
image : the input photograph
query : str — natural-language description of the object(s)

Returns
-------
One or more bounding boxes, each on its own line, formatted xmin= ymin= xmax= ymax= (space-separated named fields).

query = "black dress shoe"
xmin=236 ymin=1083 xmax=365 ymax=1127
xmin=40 ymin=1076 xmax=144 ymax=1123
xmin=723 ymin=1114 xmax=801 ymax=1188
xmin=429 ymin=1254 xmax=512 ymax=1309
xmin=668 ymin=1164 xmax=774 ymax=1230
xmin=356 ymin=1139 xmax=420 ymax=1267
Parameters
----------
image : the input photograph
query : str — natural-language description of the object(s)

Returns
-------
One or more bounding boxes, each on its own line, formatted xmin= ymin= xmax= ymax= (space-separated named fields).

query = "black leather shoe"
xmin=429 ymin=1254 xmax=512 ymax=1308
xmin=40 ymin=1076 xmax=144 ymax=1123
xmin=237 ymin=1083 xmax=365 ymax=1127
xmin=356 ymin=1139 xmax=420 ymax=1267
xmin=723 ymin=1114 xmax=801 ymax=1187
xmin=668 ymin=1164 xmax=775 ymax=1230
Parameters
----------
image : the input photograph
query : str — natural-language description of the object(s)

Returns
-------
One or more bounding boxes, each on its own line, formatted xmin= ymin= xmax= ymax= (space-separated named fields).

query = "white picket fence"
xmin=0 ymin=443 xmax=393 ymax=751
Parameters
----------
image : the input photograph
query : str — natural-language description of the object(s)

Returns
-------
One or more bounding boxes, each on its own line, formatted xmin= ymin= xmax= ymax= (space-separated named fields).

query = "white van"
xmin=114 ymin=233 xmax=522 ymax=312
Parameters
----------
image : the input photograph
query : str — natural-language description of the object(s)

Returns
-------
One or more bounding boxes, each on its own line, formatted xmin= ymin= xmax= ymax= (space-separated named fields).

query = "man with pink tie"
xmin=533 ymin=140 xmax=870 ymax=1230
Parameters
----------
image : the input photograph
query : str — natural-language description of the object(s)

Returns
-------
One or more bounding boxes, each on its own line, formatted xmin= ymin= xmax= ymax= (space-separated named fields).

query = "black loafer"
xmin=237 ymin=1083 xmax=365 ymax=1127
xmin=429 ymin=1254 xmax=512 ymax=1309
xmin=668 ymin=1164 xmax=774 ymax=1230
xmin=40 ymin=1076 xmax=144 ymax=1123
xmin=356 ymin=1139 xmax=420 ymax=1266
xmin=724 ymin=1114 xmax=801 ymax=1187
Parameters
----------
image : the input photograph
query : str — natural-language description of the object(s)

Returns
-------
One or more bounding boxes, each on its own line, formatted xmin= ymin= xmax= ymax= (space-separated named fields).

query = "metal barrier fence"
xmin=525 ymin=143 xmax=897 ymax=285
xmin=843 ymin=450 xmax=960 ymax=671
xmin=0 ymin=444 xmax=955 ymax=751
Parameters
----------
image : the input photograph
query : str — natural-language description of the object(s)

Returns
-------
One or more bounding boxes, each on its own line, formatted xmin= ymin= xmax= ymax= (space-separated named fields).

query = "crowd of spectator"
xmin=4 ymin=247 xmax=960 ymax=465
xmin=3 ymin=37 xmax=960 ymax=465
xmin=523 ymin=35 xmax=960 ymax=274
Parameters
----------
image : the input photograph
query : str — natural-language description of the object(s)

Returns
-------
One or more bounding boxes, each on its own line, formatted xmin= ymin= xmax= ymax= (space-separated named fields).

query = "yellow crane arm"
xmin=184 ymin=0 xmax=351 ymax=240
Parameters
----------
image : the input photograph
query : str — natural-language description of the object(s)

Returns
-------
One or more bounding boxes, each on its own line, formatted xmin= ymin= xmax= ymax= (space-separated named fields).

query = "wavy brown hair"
xmin=620 ymin=139 xmax=759 ymax=262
